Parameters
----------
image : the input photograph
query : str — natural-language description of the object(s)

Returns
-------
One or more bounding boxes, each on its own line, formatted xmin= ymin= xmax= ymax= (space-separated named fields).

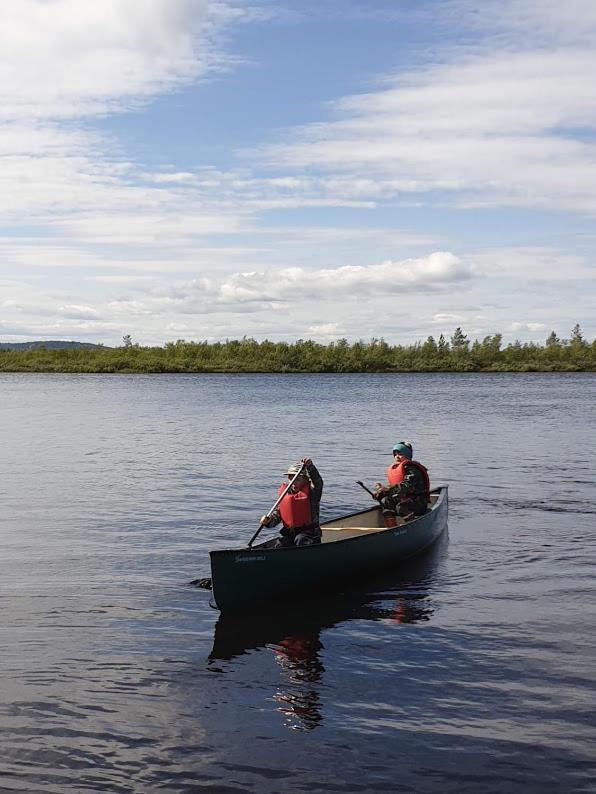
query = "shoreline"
xmin=0 ymin=367 xmax=593 ymax=375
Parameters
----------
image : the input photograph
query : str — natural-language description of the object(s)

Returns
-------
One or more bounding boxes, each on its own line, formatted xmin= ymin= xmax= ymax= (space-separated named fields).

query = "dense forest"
xmin=0 ymin=326 xmax=593 ymax=373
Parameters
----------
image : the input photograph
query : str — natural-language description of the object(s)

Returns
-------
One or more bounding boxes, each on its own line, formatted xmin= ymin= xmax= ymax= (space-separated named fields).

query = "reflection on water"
xmin=272 ymin=635 xmax=325 ymax=730
xmin=209 ymin=533 xmax=447 ymax=730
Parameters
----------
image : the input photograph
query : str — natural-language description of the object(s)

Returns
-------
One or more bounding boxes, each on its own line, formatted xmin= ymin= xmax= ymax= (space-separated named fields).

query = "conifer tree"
xmin=545 ymin=331 xmax=560 ymax=347
xmin=450 ymin=327 xmax=469 ymax=352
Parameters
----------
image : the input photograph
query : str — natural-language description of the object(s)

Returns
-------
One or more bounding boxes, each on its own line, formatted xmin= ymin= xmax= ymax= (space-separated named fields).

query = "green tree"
xmin=450 ymin=327 xmax=469 ymax=352
xmin=569 ymin=323 xmax=589 ymax=368
xmin=545 ymin=331 xmax=560 ymax=347
xmin=437 ymin=334 xmax=449 ymax=357
xmin=471 ymin=334 xmax=502 ymax=369
xmin=570 ymin=324 xmax=586 ymax=347
xmin=422 ymin=335 xmax=438 ymax=354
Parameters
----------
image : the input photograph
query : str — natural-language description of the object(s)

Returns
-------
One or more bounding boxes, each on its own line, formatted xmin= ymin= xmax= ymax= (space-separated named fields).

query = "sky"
xmin=1 ymin=0 xmax=595 ymax=346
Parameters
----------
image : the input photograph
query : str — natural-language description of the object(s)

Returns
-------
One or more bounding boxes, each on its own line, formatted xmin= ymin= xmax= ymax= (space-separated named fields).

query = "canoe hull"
xmin=210 ymin=486 xmax=448 ymax=612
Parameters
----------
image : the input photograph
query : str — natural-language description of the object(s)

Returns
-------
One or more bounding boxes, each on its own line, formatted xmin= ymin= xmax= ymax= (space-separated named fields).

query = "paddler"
xmin=374 ymin=442 xmax=430 ymax=521
xmin=260 ymin=458 xmax=324 ymax=547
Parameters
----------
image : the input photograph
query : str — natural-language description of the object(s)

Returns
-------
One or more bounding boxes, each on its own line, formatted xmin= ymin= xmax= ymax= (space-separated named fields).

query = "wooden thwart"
xmin=322 ymin=526 xmax=386 ymax=542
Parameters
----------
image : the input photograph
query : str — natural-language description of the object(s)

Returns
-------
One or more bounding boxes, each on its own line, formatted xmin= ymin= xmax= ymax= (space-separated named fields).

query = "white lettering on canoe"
xmin=392 ymin=528 xmax=407 ymax=537
xmin=234 ymin=554 xmax=266 ymax=563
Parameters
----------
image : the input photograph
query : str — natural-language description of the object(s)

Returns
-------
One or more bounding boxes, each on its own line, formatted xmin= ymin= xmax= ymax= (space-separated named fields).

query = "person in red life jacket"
xmin=374 ymin=441 xmax=430 ymax=521
xmin=260 ymin=458 xmax=324 ymax=547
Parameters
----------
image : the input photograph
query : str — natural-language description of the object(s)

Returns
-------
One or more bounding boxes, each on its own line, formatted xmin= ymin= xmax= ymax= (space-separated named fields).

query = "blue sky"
xmin=1 ymin=0 xmax=594 ymax=345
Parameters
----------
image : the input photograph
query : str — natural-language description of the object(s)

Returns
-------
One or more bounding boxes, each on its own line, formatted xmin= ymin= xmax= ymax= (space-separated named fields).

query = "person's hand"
xmin=260 ymin=514 xmax=271 ymax=527
xmin=374 ymin=483 xmax=387 ymax=499
xmin=302 ymin=457 xmax=312 ymax=467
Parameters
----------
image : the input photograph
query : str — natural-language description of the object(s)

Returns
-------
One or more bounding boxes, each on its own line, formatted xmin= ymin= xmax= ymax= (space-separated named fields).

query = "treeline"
xmin=0 ymin=326 xmax=594 ymax=373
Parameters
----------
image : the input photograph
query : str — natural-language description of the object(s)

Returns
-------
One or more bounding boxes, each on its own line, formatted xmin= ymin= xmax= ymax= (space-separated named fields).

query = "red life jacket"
xmin=386 ymin=459 xmax=430 ymax=500
xmin=277 ymin=482 xmax=312 ymax=529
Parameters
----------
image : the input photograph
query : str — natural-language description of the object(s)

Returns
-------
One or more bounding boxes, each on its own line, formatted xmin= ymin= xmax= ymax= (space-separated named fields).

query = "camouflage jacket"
xmin=380 ymin=463 xmax=428 ymax=513
xmin=268 ymin=460 xmax=324 ymax=534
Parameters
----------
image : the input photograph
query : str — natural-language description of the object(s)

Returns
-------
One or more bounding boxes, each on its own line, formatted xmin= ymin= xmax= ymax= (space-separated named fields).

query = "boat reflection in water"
xmin=209 ymin=530 xmax=448 ymax=731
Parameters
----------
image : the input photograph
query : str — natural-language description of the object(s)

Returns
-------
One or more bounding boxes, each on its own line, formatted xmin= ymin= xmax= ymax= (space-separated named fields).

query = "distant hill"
xmin=0 ymin=340 xmax=104 ymax=351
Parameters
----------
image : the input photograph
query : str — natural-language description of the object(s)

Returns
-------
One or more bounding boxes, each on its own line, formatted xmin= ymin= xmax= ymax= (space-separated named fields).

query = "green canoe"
xmin=209 ymin=486 xmax=448 ymax=612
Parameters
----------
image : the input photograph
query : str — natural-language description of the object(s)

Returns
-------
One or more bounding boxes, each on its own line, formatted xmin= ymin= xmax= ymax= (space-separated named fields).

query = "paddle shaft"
xmin=248 ymin=463 xmax=306 ymax=548
xmin=356 ymin=480 xmax=381 ymax=502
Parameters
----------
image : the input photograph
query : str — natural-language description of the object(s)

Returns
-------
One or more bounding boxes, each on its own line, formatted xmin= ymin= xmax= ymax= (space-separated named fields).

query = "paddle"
xmin=356 ymin=480 xmax=381 ymax=501
xmin=248 ymin=462 xmax=306 ymax=548
xmin=357 ymin=479 xmax=401 ymax=527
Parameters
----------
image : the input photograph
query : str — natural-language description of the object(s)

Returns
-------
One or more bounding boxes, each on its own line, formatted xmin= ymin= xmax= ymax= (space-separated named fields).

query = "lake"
xmin=1 ymin=373 xmax=594 ymax=793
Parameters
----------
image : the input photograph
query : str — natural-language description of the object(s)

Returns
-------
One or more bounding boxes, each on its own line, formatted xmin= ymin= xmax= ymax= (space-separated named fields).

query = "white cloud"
xmin=57 ymin=211 xmax=249 ymax=244
xmin=454 ymin=0 xmax=596 ymax=45
xmin=7 ymin=251 xmax=468 ymax=331
xmin=146 ymin=172 xmax=198 ymax=184
xmin=0 ymin=2 xmax=263 ymax=259
xmin=470 ymin=247 xmax=594 ymax=280
xmin=57 ymin=304 xmax=102 ymax=321
xmin=216 ymin=251 xmax=472 ymax=304
xmin=511 ymin=322 xmax=547 ymax=332
xmin=0 ymin=0 xmax=235 ymax=121
xmin=263 ymin=5 xmax=596 ymax=215
xmin=308 ymin=323 xmax=342 ymax=338
xmin=431 ymin=313 xmax=465 ymax=325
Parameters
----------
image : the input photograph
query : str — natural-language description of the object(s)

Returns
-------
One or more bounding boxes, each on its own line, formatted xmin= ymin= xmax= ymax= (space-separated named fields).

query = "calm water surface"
xmin=0 ymin=373 xmax=594 ymax=793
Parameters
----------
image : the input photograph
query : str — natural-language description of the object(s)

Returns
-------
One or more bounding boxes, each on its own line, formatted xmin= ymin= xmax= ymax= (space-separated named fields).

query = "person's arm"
xmin=260 ymin=507 xmax=281 ymax=527
xmin=385 ymin=481 xmax=408 ymax=499
xmin=377 ymin=476 xmax=414 ymax=500
xmin=303 ymin=458 xmax=323 ymax=501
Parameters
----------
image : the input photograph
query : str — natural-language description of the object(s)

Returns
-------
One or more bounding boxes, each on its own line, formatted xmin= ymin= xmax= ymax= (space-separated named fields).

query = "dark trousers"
xmin=275 ymin=528 xmax=321 ymax=548
xmin=383 ymin=496 xmax=427 ymax=520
